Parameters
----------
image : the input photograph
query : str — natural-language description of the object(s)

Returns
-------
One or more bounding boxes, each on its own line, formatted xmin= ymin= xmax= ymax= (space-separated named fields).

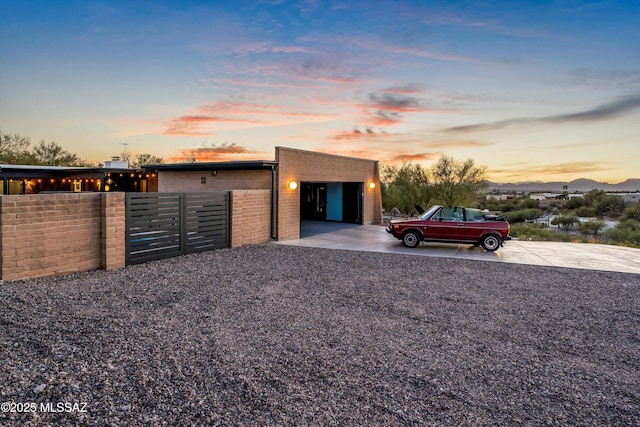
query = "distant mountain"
xmin=488 ymin=178 xmax=640 ymax=193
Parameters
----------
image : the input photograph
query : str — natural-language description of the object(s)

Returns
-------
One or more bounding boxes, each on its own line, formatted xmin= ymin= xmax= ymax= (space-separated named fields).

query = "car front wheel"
xmin=402 ymin=231 xmax=421 ymax=248
xmin=480 ymin=234 xmax=501 ymax=251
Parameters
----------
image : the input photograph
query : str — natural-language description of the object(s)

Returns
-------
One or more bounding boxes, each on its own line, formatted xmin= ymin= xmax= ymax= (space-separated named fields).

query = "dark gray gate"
xmin=125 ymin=192 xmax=229 ymax=265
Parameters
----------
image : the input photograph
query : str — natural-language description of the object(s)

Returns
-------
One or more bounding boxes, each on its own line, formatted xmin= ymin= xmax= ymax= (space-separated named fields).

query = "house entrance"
xmin=300 ymin=182 xmax=363 ymax=224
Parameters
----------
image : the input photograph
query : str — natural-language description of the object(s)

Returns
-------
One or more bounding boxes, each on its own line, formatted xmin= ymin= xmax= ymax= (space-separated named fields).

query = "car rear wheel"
xmin=402 ymin=231 xmax=421 ymax=248
xmin=481 ymin=234 xmax=501 ymax=251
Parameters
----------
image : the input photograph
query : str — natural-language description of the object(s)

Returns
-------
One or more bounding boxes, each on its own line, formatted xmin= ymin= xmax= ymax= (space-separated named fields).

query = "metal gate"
xmin=125 ymin=192 xmax=229 ymax=265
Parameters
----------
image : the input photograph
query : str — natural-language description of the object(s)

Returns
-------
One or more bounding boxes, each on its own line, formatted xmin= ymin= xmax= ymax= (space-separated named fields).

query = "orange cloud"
xmin=489 ymin=161 xmax=614 ymax=182
xmin=164 ymin=100 xmax=340 ymax=136
xmin=163 ymin=128 xmax=214 ymax=136
xmin=166 ymin=143 xmax=272 ymax=163
xmin=388 ymin=153 xmax=439 ymax=162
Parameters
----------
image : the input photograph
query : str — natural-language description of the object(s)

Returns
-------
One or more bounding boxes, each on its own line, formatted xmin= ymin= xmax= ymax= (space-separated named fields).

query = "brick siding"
xmin=230 ymin=190 xmax=272 ymax=247
xmin=158 ymin=170 xmax=272 ymax=192
xmin=276 ymin=147 xmax=382 ymax=240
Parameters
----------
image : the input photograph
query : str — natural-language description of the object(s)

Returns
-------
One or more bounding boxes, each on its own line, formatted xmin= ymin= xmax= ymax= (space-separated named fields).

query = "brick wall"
xmin=101 ymin=192 xmax=126 ymax=270
xmin=158 ymin=170 xmax=272 ymax=192
xmin=230 ymin=190 xmax=272 ymax=247
xmin=275 ymin=147 xmax=382 ymax=240
xmin=0 ymin=193 xmax=125 ymax=281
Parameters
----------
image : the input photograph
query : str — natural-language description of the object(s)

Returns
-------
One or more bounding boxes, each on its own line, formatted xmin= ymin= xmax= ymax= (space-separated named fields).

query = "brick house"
xmin=145 ymin=147 xmax=383 ymax=241
xmin=0 ymin=147 xmax=382 ymax=280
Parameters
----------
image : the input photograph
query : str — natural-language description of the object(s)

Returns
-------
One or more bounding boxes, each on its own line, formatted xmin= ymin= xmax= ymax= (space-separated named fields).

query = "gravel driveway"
xmin=2 ymin=244 xmax=639 ymax=426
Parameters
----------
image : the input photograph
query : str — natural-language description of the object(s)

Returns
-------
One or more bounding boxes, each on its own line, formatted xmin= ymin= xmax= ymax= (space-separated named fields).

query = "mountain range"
xmin=487 ymin=178 xmax=640 ymax=193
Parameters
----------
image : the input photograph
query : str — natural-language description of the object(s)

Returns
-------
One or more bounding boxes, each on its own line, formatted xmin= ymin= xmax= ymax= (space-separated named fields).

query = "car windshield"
xmin=420 ymin=205 xmax=441 ymax=220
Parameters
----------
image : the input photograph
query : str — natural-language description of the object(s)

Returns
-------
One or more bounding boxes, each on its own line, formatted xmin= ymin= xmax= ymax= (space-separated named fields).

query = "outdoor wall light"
xmin=288 ymin=181 xmax=298 ymax=190
xmin=369 ymin=182 xmax=376 ymax=189
xmin=201 ymin=176 xmax=207 ymax=184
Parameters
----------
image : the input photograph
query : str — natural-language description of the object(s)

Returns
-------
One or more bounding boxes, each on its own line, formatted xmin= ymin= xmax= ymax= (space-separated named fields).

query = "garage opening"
xmin=300 ymin=182 xmax=363 ymax=224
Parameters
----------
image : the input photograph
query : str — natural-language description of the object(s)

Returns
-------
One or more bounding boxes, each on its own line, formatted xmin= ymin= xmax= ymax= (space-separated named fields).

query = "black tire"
xmin=402 ymin=231 xmax=421 ymax=248
xmin=480 ymin=234 xmax=501 ymax=251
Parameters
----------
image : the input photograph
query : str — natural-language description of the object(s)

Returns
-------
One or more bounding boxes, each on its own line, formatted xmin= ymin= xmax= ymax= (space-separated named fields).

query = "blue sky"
xmin=1 ymin=0 xmax=639 ymax=182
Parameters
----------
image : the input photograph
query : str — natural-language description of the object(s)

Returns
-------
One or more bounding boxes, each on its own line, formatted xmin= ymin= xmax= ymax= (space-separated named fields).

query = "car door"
xmin=426 ymin=207 xmax=466 ymax=240
xmin=463 ymin=208 xmax=501 ymax=241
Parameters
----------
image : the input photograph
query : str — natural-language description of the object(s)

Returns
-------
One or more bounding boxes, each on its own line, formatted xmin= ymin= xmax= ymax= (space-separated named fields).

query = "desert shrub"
xmin=606 ymin=220 xmax=640 ymax=248
xmin=575 ymin=206 xmax=596 ymax=217
xmin=503 ymin=208 xmax=542 ymax=223
xmin=551 ymin=214 xmax=579 ymax=230
xmin=509 ymin=223 xmax=575 ymax=242
xmin=622 ymin=205 xmax=640 ymax=221
xmin=565 ymin=197 xmax=585 ymax=210
xmin=577 ymin=220 xmax=606 ymax=235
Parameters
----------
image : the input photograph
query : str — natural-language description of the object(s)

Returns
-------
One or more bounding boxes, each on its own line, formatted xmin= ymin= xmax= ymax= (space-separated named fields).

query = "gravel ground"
xmin=1 ymin=244 xmax=639 ymax=426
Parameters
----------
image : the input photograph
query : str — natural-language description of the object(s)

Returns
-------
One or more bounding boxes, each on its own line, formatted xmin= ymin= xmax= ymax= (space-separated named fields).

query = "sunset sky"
xmin=1 ymin=0 xmax=639 ymax=183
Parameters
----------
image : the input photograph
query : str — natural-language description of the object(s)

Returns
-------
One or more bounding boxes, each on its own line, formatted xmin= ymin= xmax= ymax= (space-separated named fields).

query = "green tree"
xmin=380 ymin=162 xmax=430 ymax=215
xmin=622 ymin=205 xmax=640 ymax=221
xmin=430 ymin=155 xmax=488 ymax=207
xmin=518 ymin=198 xmax=540 ymax=209
xmin=565 ymin=197 xmax=585 ymax=210
xmin=606 ymin=219 xmax=640 ymax=247
xmin=577 ymin=219 xmax=606 ymax=236
xmin=576 ymin=206 xmax=596 ymax=217
xmin=0 ymin=129 xmax=34 ymax=164
xmin=32 ymin=140 xmax=80 ymax=166
xmin=584 ymin=189 xmax=607 ymax=206
xmin=551 ymin=214 xmax=579 ymax=230
xmin=132 ymin=153 xmax=163 ymax=168
xmin=594 ymin=195 xmax=625 ymax=217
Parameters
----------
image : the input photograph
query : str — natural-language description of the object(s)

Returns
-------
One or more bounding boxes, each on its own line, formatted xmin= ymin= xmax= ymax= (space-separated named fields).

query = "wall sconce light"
xmin=288 ymin=181 xmax=298 ymax=190
xmin=201 ymin=176 xmax=207 ymax=184
xmin=369 ymin=182 xmax=376 ymax=189
xmin=211 ymin=171 xmax=217 ymax=176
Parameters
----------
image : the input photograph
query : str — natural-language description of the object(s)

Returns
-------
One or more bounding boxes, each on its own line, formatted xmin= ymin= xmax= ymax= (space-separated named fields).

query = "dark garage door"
xmin=300 ymin=182 xmax=362 ymax=224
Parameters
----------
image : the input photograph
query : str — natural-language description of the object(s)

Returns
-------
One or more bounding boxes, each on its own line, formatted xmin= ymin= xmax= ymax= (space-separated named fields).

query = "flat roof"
xmin=143 ymin=160 xmax=278 ymax=172
xmin=0 ymin=164 xmax=140 ymax=176
xmin=0 ymin=164 xmax=96 ymax=172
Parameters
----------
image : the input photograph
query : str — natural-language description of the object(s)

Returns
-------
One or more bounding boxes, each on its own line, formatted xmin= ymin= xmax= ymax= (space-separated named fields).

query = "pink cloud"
xmin=163 ymin=99 xmax=341 ymax=136
xmin=388 ymin=152 xmax=439 ymax=162
xmin=163 ymin=114 xmax=265 ymax=136
xmin=331 ymin=128 xmax=389 ymax=141
xmin=166 ymin=143 xmax=272 ymax=163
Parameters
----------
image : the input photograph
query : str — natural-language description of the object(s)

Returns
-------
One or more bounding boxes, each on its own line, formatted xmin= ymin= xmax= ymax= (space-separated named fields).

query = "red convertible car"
xmin=386 ymin=205 xmax=511 ymax=251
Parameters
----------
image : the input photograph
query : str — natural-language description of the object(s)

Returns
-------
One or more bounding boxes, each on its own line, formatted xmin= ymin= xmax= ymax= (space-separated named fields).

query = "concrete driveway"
xmin=275 ymin=221 xmax=640 ymax=275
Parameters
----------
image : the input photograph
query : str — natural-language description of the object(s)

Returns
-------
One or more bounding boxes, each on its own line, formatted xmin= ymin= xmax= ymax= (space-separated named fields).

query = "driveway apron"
xmin=275 ymin=221 xmax=640 ymax=274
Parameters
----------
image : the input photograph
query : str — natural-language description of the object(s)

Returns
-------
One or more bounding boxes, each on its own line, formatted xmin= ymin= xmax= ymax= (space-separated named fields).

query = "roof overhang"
xmin=0 ymin=164 xmax=143 ymax=178
xmin=143 ymin=160 xmax=278 ymax=172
